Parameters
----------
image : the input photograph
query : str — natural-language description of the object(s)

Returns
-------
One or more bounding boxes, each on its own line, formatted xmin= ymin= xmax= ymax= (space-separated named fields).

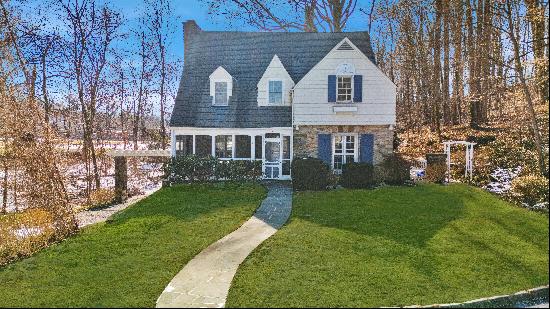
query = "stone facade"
xmin=293 ymin=125 xmax=394 ymax=165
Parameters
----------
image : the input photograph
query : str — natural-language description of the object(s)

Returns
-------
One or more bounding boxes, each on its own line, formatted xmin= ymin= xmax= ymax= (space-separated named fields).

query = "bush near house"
xmin=164 ymin=155 xmax=262 ymax=183
xmin=340 ymin=162 xmax=376 ymax=189
xmin=377 ymin=154 xmax=411 ymax=185
xmin=291 ymin=157 xmax=331 ymax=191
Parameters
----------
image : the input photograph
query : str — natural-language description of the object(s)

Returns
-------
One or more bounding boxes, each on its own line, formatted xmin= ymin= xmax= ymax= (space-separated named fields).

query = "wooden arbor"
xmin=107 ymin=150 xmax=170 ymax=203
xmin=443 ymin=141 xmax=476 ymax=180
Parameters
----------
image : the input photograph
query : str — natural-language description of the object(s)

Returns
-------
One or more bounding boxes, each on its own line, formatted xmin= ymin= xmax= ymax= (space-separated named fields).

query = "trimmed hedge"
xmin=341 ymin=162 xmax=376 ymax=189
xmin=292 ymin=157 xmax=331 ymax=191
xmin=164 ymin=155 xmax=262 ymax=183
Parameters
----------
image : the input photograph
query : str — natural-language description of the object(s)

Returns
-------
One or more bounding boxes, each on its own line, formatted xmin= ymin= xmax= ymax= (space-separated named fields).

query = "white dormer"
xmin=257 ymin=55 xmax=294 ymax=106
xmin=209 ymin=66 xmax=233 ymax=106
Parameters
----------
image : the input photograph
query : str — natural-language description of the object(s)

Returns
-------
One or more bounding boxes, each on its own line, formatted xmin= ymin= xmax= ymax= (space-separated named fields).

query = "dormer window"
xmin=214 ymin=82 xmax=228 ymax=105
xmin=268 ymin=80 xmax=283 ymax=104
xmin=209 ymin=66 xmax=232 ymax=106
xmin=337 ymin=76 xmax=352 ymax=102
xmin=257 ymin=55 xmax=294 ymax=106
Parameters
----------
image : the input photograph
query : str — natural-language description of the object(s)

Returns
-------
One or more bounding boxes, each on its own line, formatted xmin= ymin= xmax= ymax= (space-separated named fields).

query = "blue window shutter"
xmin=360 ymin=134 xmax=374 ymax=164
xmin=328 ymin=75 xmax=336 ymax=102
xmin=318 ymin=134 xmax=332 ymax=166
xmin=353 ymin=75 xmax=363 ymax=102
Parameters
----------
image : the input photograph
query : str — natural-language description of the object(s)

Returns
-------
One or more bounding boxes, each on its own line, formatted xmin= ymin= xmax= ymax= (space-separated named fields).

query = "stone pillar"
xmin=114 ymin=156 xmax=128 ymax=203
xmin=426 ymin=153 xmax=447 ymax=183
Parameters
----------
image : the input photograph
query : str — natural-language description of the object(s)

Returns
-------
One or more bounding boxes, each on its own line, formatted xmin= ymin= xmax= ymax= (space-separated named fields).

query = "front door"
xmin=263 ymin=136 xmax=281 ymax=179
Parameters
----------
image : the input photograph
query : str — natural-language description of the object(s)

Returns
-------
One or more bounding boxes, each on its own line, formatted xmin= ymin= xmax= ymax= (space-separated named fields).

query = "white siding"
xmin=257 ymin=55 xmax=294 ymax=106
xmin=293 ymin=38 xmax=396 ymax=126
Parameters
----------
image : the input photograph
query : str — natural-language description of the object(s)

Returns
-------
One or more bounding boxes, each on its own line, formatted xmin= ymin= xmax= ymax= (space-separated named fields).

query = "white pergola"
xmin=443 ymin=141 xmax=476 ymax=180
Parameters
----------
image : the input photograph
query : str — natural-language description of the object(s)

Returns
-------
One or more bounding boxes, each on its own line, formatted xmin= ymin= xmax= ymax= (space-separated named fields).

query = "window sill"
xmin=333 ymin=105 xmax=358 ymax=113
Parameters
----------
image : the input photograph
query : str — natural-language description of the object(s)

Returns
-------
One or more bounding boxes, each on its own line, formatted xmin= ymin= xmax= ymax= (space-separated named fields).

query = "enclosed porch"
xmin=170 ymin=127 xmax=292 ymax=180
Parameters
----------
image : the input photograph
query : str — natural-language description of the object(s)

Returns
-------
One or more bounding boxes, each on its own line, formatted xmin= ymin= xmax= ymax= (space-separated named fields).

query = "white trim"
xmin=209 ymin=66 xmax=233 ymax=106
xmin=257 ymin=55 xmax=294 ymax=107
xmin=293 ymin=37 xmax=396 ymax=90
xmin=331 ymin=133 xmax=359 ymax=172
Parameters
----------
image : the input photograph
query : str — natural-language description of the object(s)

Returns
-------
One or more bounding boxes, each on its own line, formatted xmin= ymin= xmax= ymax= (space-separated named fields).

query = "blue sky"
xmin=108 ymin=0 xmax=374 ymax=63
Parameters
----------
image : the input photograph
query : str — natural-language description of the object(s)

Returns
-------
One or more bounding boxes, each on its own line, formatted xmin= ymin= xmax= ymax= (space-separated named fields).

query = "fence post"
xmin=114 ymin=156 xmax=128 ymax=203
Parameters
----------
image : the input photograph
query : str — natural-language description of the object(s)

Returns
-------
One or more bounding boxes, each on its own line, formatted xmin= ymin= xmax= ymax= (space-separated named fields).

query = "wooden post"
xmin=114 ymin=156 xmax=128 ymax=203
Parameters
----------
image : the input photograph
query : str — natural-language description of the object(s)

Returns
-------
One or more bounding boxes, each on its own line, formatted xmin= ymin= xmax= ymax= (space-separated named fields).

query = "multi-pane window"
xmin=337 ymin=76 xmax=352 ymax=102
xmin=214 ymin=82 xmax=228 ymax=105
xmin=255 ymin=135 xmax=263 ymax=159
xmin=215 ymin=135 xmax=233 ymax=158
xmin=268 ymin=80 xmax=283 ymax=104
xmin=235 ymin=135 xmax=251 ymax=159
xmin=333 ymin=135 xmax=356 ymax=170
xmin=176 ymin=135 xmax=193 ymax=156
xmin=195 ymin=135 xmax=212 ymax=157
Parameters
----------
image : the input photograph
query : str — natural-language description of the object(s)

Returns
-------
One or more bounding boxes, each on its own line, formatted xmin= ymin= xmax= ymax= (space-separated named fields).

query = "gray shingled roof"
xmin=170 ymin=25 xmax=376 ymax=128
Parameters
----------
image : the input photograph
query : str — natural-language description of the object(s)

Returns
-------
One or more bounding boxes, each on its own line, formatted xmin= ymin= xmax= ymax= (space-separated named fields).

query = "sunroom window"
xmin=215 ymin=135 xmax=233 ymax=158
xmin=333 ymin=135 xmax=357 ymax=170
xmin=268 ymin=80 xmax=283 ymax=104
xmin=337 ymin=76 xmax=352 ymax=102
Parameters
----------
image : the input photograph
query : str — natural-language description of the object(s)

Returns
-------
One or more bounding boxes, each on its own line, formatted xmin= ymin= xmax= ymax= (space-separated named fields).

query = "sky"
xmin=14 ymin=0 xmax=376 ymax=115
xmin=108 ymin=0 xmax=375 ymax=64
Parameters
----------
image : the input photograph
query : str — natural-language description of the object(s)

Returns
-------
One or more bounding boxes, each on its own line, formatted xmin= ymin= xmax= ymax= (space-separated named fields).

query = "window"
xmin=255 ymin=135 xmax=263 ymax=159
xmin=214 ymin=82 xmax=228 ymax=105
xmin=176 ymin=135 xmax=193 ymax=156
xmin=282 ymin=135 xmax=291 ymax=176
xmin=337 ymin=76 xmax=352 ymax=102
xmin=215 ymin=135 xmax=233 ymax=158
xmin=333 ymin=135 xmax=356 ymax=170
xmin=195 ymin=135 xmax=212 ymax=157
xmin=268 ymin=80 xmax=283 ymax=104
xmin=235 ymin=135 xmax=251 ymax=159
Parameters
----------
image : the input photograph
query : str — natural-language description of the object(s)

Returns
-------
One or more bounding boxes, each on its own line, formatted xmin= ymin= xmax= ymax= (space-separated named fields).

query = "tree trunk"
xmin=504 ymin=0 xmax=547 ymax=176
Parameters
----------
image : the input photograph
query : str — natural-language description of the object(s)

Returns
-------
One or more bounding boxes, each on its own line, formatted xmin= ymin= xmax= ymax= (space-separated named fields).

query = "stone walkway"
xmin=156 ymin=181 xmax=292 ymax=308
xmin=76 ymin=186 xmax=161 ymax=228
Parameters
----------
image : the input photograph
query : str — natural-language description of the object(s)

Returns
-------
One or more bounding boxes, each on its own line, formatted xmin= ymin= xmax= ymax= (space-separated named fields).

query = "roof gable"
xmin=170 ymin=28 xmax=377 ymax=128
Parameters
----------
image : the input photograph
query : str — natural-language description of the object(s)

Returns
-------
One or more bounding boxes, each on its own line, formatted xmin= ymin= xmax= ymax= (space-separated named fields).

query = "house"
xmin=169 ymin=20 xmax=396 ymax=180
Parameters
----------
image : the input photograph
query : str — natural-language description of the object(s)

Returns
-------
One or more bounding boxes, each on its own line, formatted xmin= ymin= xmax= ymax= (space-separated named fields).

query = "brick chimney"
xmin=183 ymin=20 xmax=201 ymax=63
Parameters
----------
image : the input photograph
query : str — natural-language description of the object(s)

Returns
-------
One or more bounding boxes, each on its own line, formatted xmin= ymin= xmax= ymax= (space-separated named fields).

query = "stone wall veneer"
xmin=293 ymin=125 xmax=393 ymax=165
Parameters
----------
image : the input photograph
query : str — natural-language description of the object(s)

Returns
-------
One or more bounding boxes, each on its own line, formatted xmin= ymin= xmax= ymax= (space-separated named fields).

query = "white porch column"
xmin=170 ymin=130 xmax=176 ymax=157
xmin=211 ymin=135 xmax=216 ymax=157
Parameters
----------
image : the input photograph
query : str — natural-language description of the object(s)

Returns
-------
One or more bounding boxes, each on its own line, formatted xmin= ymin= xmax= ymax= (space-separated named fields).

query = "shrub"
xmin=340 ymin=162 xmax=376 ymax=189
xmin=0 ymin=209 xmax=55 ymax=266
xmin=82 ymin=188 xmax=116 ymax=210
xmin=164 ymin=155 xmax=262 ymax=184
xmin=291 ymin=157 xmax=331 ymax=191
xmin=510 ymin=175 xmax=549 ymax=206
xmin=377 ymin=154 xmax=411 ymax=185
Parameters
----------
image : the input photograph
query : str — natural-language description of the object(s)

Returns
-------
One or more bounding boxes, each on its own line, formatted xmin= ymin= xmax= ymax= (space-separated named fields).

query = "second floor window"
xmin=337 ymin=76 xmax=352 ymax=102
xmin=214 ymin=82 xmax=228 ymax=105
xmin=268 ymin=80 xmax=283 ymax=104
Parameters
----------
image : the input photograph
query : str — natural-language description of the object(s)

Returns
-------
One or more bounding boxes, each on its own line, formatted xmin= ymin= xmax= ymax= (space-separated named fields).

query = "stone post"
xmin=426 ymin=153 xmax=447 ymax=183
xmin=114 ymin=156 xmax=128 ymax=203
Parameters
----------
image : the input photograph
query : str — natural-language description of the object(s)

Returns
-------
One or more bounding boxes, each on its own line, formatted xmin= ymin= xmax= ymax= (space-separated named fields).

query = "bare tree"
xmin=58 ymin=0 xmax=122 ymax=193
xmin=501 ymin=0 xmax=547 ymax=176
xmin=204 ymin=0 xmax=358 ymax=32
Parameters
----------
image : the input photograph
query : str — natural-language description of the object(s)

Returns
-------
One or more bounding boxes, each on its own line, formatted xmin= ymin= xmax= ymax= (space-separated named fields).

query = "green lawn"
xmin=227 ymin=183 xmax=549 ymax=308
xmin=0 ymin=183 xmax=265 ymax=308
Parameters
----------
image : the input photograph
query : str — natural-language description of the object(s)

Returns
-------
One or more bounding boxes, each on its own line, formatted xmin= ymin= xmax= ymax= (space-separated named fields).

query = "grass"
xmin=0 ymin=182 xmax=265 ymax=308
xmin=226 ymin=183 xmax=549 ymax=307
